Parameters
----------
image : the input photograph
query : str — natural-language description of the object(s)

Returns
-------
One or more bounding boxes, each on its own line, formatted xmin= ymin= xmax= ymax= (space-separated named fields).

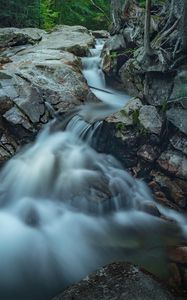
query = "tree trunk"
xmin=144 ymin=0 xmax=153 ymax=56
xmin=110 ymin=0 xmax=123 ymax=33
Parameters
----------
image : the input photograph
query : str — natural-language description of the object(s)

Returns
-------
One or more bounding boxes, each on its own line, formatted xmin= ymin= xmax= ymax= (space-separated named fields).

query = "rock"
xmin=0 ymin=26 xmax=98 ymax=164
xmin=170 ymin=134 xmax=187 ymax=155
xmin=157 ymin=150 xmax=187 ymax=180
xmin=104 ymin=34 xmax=126 ymax=52
xmin=137 ymin=144 xmax=159 ymax=162
xmin=3 ymin=106 xmax=32 ymax=130
xmin=138 ymin=201 xmax=161 ymax=217
xmin=52 ymin=262 xmax=174 ymax=300
xmin=37 ymin=25 xmax=95 ymax=56
xmin=151 ymin=172 xmax=187 ymax=209
xmin=168 ymin=263 xmax=182 ymax=288
xmin=119 ymin=58 xmax=144 ymax=98
xmin=169 ymin=247 xmax=187 ymax=264
xmin=0 ymin=88 xmax=13 ymax=113
xmin=144 ymin=73 xmax=174 ymax=106
xmin=138 ymin=106 xmax=163 ymax=135
xmin=107 ymin=98 xmax=143 ymax=126
xmin=92 ymin=30 xmax=110 ymax=38
xmin=0 ymin=27 xmax=45 ymax=48
xmin=166 ymin=108 xmax=187 ymax=135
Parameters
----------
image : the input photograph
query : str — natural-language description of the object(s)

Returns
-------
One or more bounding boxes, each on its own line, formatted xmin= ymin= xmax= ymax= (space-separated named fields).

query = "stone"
xmin=52 ymin=262 xmax=175 ymax=300
xmin=3 ymin=106 xmax=33 ymax=130
xmin=157 ymin=150 xmax=187 ymax=180
xmin=104 ymin=34 xmax=126 ymax=52
xmin=91 ymin=30 xmax=110 ymax=38
xmin=151 ymin=172 xmax=187 ymax=208
xmin=138 ymin=105 xmax=163 ymax=135
xmin=166 ymin=108 xmax=187 ymax=135
xmin=37 ymin=25 xmax=95 ymax=56
xmin=107 ymin=97 xmax=143 ymax=126
xmin=138 ymin=201 xmax=161 ymax=217
xmin=170 ymin=134 xmax=187 ymax=155
xmin=0 ymin=88 xmax=13 ymax=113
xmin=169 ymin=247 xmax=187 ymax=264
xmin=0 ymin=27 xmax=46 ymax=48
xmin=137 ymin=144 xmax=159 ymax=162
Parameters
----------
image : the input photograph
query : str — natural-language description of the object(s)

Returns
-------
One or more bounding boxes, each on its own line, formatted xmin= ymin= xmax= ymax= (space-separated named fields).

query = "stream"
xmin=0 ymin=40 xmax=186 ymax=300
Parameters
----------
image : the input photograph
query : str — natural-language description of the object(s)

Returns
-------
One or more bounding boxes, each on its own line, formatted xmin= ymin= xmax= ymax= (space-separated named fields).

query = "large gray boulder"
xmin=52 ymin=262 xmax=174 ymax=300
xmin=0 ymin=27 xmax=46 ymax=48
xmin=0 ymin=26 xmax=96 ymax=164
xmin=37 ymin=25 xmax=95 ymax=56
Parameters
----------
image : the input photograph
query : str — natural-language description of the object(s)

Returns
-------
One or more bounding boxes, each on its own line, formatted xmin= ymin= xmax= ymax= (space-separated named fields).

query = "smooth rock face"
xmin=37 ymin=25 xmax=95 ymax=56
xmin=52 ymin=262 xmax=174 ymax=300
xmin=157 ymin=150 xmax=187 ymax=180
xmin=138 ymin=106 xmax=163 ymax=135
xmin=166 ymin=108 xmax=187 ymax=135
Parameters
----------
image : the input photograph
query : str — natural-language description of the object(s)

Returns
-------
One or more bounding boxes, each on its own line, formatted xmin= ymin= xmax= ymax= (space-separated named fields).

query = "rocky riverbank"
xmin=0 ymin=25 xmax=96 ymax=164
xmin=99 ymin=1 xmax=187 ymax=213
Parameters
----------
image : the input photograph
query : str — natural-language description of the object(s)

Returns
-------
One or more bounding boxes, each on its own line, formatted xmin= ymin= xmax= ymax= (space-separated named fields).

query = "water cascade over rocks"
xmin=0 ymin=40 xmax=186 ymax=300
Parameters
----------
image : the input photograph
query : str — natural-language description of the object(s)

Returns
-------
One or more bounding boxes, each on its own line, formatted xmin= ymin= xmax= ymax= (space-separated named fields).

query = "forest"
xmin=0 ymin=1 xmax=187 ymax=300
xmin=0 ymin=0 xmax=110 ymax=29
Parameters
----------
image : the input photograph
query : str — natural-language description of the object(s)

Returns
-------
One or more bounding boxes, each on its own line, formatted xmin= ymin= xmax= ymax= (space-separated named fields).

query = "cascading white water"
xmin=82 ymin=39 xmax=129 ymax=108
xmin=0 ymin=40 xmax=186 ymax=300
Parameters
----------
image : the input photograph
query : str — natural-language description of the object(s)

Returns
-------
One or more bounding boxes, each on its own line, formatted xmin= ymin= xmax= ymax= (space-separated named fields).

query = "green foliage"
xmin=116 ymin=123 xmax=126 ymax=131
xmin=0 ymin=0 xmax=110 ymax=30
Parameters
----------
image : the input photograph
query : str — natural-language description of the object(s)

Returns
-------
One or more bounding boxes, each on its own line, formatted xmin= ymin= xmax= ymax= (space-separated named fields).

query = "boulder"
xmin=0 ymin=26 xmax=97 ymax=164
xmin=157 ymin=150 xmax=187 ymax=180
xmin=91 ymin=30 xmax=110 ymax=38
xmin=170 ymin=134 xmax=187 ymax=155
xmin=151 ymin=172 xmax=187 ymax=209
xmin=37 ymin=25 xmax=95 ymax=56
xmin=0 ymin=27 xmax=45 ymax=48
xmin=52 ymin=262 xmax=174 ymax=300
xmin=106 ymin=98 xmax=143 ymax=126
xmin=138 ymin=106 xmax=163 ymax=135
xmin=166 ymin=108 xmax=187 ymax=135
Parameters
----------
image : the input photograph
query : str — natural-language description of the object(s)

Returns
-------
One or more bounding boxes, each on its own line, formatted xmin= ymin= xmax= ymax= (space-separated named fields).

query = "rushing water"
xmin=0 ymin=40 xmax=186 ymax=300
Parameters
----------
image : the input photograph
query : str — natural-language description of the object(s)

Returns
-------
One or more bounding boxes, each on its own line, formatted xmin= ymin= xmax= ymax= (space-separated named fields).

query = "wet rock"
xmin=168 ymin=263 xmax=182 ymax=288
xmin=166 ymin=108 xmax=187 ymax=135
xmin=3 ymin=106 xmax=32 ymax=131
xmin=138 ymin=106 xmax=163 ymax=135
xmin=137 ymin=144 xmax=159 ymax=162
xmin=0 ymin=27 xmax=45 ymax=48
xmin=0 ymin=146 xmax=11 ymax=163
xmin=151 ymin=172 xmax=187 ymax=209
xmin=138 ymin=201 xmax=161 ymax=217
xmin=52 ymin=262 xmax=175 ymax=300
xmin=170 ymin=134 xmax=187 ymax=155
xmin=157 ymin=150 xmax=187 ymax=180
xmin=91 ymin=30 xmax=109 ymax=38
xmin=0 ymin=88 xmax=13 ymax=113
xmin=0 ymin=26 xmax=95 ymax=165
xmin=107 ymin=97 xmax=143 ymax=126
xmin=169 ymin=247 xmax=187 ymax=264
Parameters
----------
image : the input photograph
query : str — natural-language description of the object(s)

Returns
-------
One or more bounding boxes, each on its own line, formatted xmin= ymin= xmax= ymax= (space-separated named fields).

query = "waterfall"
xmin=0 ymin=40 xmax=186 ymax=300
